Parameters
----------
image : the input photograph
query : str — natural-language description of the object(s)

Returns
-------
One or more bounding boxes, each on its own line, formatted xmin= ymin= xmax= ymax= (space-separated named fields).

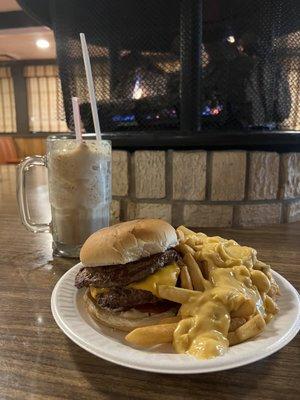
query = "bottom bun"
xmin=84 ymin=289 xmax=177 ymax=332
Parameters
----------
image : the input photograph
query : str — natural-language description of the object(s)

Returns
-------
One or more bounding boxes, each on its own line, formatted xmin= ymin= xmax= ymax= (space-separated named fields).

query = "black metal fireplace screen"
xmin=39 ymin=0 xmax=300 ymax=132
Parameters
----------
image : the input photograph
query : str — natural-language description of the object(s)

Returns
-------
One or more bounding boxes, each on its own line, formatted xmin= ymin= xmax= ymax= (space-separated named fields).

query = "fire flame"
xmin=132 ymin=75 xmax=143 ymax=100
xmin=133 ymin=87 xmax=143 ymax=100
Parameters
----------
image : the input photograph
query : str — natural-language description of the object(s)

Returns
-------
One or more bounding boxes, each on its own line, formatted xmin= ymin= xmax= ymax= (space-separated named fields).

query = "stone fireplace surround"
xmin=111 ymin=150 xmax=300 ymax=227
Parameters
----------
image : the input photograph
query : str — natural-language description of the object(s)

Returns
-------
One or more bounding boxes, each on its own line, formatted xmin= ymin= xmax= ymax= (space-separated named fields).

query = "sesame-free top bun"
xmin=80 ymin=219 xmax=178 ymax=267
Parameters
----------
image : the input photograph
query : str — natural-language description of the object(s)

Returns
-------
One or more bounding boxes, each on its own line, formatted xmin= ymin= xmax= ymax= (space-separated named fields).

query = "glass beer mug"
xmin=17 ymin=135 xmax=111 ymax=258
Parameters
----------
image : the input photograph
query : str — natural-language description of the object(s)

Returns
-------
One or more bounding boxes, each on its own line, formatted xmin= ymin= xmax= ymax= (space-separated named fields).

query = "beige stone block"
xmin=172 ymin=151 xmax=206 ymax=200
xmin=110 ymin=199 xmax=120 ymax=224
xmin=280 ymin=153 xmax=300 ymax=198
xmin=248 ymin=152 xmax=279 ymax=200
xmin=183 ymin=204 xmax=233 ymax=227
xmin=112 ymin=151 xmax=128 ymax=196
xmin=285 ymin=200 xmax=300 ymax=223
xmin=211 ymin=151 xmax=246 ymax=201
xmin=127 ymin=202 xmax=172 ymax=223
xmin=134 ymin=151 xmax=165 ymax=198
xmin=235 ymin=203 xmax=281 ymax=226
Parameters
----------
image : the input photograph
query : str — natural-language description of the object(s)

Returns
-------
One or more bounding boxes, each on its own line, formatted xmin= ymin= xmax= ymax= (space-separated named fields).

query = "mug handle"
xmin=16 ymin=155 xmax=50 ymax=233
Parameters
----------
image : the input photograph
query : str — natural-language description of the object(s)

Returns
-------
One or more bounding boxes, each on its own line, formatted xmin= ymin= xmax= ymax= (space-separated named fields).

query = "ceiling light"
xmin=227 ymin=35 xmax=235 ymax=44
xmin=36 ymin=39 xmax=50 ymax=49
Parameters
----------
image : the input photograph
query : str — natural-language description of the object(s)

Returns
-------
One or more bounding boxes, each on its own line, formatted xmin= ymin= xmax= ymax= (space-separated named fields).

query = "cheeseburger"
xmin=75 ymin=219 xmax=181 ymax=331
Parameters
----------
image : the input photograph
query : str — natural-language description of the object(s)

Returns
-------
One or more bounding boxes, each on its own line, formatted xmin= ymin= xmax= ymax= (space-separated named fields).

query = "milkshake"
xmin=47 ymin=138 xmax=111 ymax=257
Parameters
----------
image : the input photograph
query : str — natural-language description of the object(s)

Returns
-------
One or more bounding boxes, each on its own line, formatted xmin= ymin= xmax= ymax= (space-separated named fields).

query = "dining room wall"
xmin=11 ymin=139 xmax=300 ymax=226
xmin=111 ymin=150 xmax=300 ymax=227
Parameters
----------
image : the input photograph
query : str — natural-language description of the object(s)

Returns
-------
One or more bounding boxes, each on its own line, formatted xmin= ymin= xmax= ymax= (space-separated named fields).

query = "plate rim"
xmin=51 ymin=262 xmax=300 ymax=374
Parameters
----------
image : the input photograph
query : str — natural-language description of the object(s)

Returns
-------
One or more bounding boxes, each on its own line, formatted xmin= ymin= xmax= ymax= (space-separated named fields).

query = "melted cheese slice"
xmin=90 ymin=262 xmax=180 ymax=300
xmin=90 ymin=287 xmax=108 ymax=299
xmin=129 ymin=262 xmax=180 ymax=296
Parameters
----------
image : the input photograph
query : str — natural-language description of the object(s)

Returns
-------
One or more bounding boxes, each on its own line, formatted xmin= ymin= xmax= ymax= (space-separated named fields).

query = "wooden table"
xmin=0 ymin=165 xmax=299 ymax=400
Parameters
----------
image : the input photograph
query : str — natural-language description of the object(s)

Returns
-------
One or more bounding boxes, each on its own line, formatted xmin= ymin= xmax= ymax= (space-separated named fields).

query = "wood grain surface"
xmin=0 ymin=165 xmax=299 ymax=400
xmin=14 ymin=138 xmax=46 ymax=158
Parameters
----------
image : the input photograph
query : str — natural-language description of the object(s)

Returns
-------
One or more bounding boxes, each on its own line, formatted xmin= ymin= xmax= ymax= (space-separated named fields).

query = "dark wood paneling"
xmin=14 ymin=137 xmax=46 ymax=157
xmin=2 ymin=131 xmax=300 ymax=152
xmin=0 ymin=11 xmax=40 ymax=29
xmin=11 ymin=64 xmax=30 ymax=136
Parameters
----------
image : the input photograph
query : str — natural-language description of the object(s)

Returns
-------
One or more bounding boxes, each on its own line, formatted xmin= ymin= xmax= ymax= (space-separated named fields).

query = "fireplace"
xmin=11 ymin=0 xmax=300 ymax=226
xmin=20 ymin=0 xmax=300 ymax=135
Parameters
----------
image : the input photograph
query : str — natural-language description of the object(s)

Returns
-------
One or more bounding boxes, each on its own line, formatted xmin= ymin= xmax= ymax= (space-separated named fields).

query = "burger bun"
xmin=84 ymin=290 xmax=177 ymax=332
xmin=80 ymin=219 xmax=178 ymax=267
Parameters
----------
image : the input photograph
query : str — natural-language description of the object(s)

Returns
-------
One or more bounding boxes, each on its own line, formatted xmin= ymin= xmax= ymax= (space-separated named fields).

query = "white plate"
xmin=51 ymin=262 xmax=300 ymax=374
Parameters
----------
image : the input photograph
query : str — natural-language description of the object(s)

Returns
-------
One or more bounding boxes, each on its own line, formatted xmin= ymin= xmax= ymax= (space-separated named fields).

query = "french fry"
xmin=185 ymin=237 xmax=198 ymax=248
xmin=194 ymin=250 xmax=203 ymax=261
xmin=253 ymin=260 xmax=271 ymax=274
xmin=228 ymin=314 xmax=266 ymax=346
xmin=125 ymin=323 xmax=177 ymax=347
xmin=196 ymin=232 xmax=207 ymax=239
xmin=264 ymin=294 xmax=279 ymax=315
xmin=251 ymin=270 xmax=271 ymax=294
xmin=267 ymin=284 xmax=278 ymax=299
xmin=176 ymin=243 xmax=195 ymax=256
xmin=176 ymin=229 xmax=185 ymax=243
xmin=183 ymin=253 xmax=211 ymax=291
xmin=157 ymin=285 xmax=199 ymax=304
xmin=177 ymin=225 xmax=196 ymax=237
xmin=231 ymin=298 xmax=256 ymax=318
xmin=180 ymin=265 xmax=193 ymax=290
xmin=193 ymin=245 xmax=203 ymax=252
xmin=269 ymin=274 xmax=280 ymax=296
xmin=197 ymin=260 xmax=210 ymax=280
xmin=229 ymin=317 xmax=247 ymax=332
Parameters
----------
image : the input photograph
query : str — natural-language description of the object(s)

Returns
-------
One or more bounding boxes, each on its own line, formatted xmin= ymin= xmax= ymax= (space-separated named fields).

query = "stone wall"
xmin=111 ymin=150 xmax=300 ymax=227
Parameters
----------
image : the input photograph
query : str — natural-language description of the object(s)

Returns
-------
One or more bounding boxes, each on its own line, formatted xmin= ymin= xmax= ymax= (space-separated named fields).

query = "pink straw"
xmin=72 ymin=97 xmax=82 ymax=142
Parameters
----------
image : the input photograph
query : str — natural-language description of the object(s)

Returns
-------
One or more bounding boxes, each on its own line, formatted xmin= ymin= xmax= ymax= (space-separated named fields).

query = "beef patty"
xmin=75 ymin=249 xmax=179 ymax=289
xmin=96 ymin=287 xmax=160 ymax=312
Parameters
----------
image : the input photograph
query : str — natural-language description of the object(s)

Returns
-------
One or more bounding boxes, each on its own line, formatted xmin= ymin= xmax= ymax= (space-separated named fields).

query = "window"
xmin=24 ymin=65 xmax=69 ymax=132
xmin=0 ymin=67 xmax=16 ymax=133
xmin=280 ymin=31 xmax=300 ymax=130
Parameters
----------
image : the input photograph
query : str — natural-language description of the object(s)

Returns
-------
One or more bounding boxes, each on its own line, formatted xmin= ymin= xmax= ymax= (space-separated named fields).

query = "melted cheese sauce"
xmin=173 ymin=234 xmax=279 ymax=359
